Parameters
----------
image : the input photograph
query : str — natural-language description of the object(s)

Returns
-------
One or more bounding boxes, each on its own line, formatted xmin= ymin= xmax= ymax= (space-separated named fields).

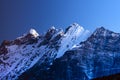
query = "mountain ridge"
xmin=0 ymin=23 xmax=90 ymax=80
xmin=1 ymin=23 xmax=120 ymax=80
xmin=19 ymin=26 xmax=120 ymax=80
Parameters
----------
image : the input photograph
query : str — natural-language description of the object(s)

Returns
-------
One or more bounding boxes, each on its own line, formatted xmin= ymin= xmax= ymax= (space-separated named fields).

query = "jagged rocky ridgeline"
xmin=0 ymin=23 xmax=90 ymax=80
xmin=18 ymin=27 xmax=120 ymax=80
xmin=44 ymin=27 xmax=120 ymax=80
xmin=1 ymin=23 xmax=120 ymax=80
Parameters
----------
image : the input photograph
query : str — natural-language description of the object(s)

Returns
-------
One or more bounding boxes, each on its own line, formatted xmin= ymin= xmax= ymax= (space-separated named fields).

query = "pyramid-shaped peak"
xmin=71 ymin=23 xmax=84 ymax=29
xmin=65 ymin=23 xmax=84 ymax=34
xmin=47 ymin=26 xmax=56 ymax=32
xmin=29 ymin=28 xmax=39 ymax=38
xmin=50 ymin=26 xmax=55 ymax=30
xmin=96 ymin=27 xmax=106 ymax=31
xmin=93 ymin=27 xmax=106 ymax=35
xmin=92 ymin=26 xmax=120 ymax=38
xmin=72 ymin=23 xmax=79 ymax=26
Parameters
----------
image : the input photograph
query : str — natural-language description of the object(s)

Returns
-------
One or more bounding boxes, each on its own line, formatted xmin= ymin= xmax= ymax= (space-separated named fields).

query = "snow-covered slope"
xmin=0 ymin=29 xmax=43 ymax=80
xmin=56 ymin=23 xmax=90 ymax=58
xmin=34 ymin=27 xmax=120 ymax=80
xmin=0 ymin=23 xmax=90 ymax=80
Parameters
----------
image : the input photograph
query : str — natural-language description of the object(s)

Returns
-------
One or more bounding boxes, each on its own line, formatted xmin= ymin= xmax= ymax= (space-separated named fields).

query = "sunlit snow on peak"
xmin=29 ymin=28 xmax=39 ymax=38
xmin=50 ymin=26 xmax=55 ymax=30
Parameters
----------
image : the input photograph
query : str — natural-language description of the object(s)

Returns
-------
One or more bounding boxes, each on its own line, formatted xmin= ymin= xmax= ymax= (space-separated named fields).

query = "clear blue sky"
xmin=0 ymin=0 xmax=120 ymax=43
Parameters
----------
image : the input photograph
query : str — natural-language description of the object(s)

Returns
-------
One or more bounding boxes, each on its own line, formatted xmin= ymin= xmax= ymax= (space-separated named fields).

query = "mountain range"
xmin=0 ymin=23 xmax=120 ymax=80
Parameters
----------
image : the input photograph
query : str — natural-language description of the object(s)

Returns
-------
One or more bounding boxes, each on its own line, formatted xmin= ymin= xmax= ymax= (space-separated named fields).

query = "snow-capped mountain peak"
xmin=50 ymin=26 xmax=55 ymax=30
xmin=56 ymin=23 xmax=90 ymax=58
xmin=29 ymin=28 xmax=39 ymax=38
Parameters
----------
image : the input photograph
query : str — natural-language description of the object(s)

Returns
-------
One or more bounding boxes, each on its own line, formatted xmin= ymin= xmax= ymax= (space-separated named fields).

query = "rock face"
xmin=0 ymin=23 xmax=90 ymax=80
xmin=19 ymin=27 xmax=120 ymax=80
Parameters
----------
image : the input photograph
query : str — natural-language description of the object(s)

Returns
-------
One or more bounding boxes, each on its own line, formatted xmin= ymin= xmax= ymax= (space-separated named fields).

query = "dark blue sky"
xmin=1 ymin=0 xmax=120 ymax=43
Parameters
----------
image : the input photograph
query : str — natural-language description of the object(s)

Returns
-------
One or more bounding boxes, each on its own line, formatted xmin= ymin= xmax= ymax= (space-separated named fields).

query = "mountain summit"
xmin=29 ymin=28 xmax=39 ymax=38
